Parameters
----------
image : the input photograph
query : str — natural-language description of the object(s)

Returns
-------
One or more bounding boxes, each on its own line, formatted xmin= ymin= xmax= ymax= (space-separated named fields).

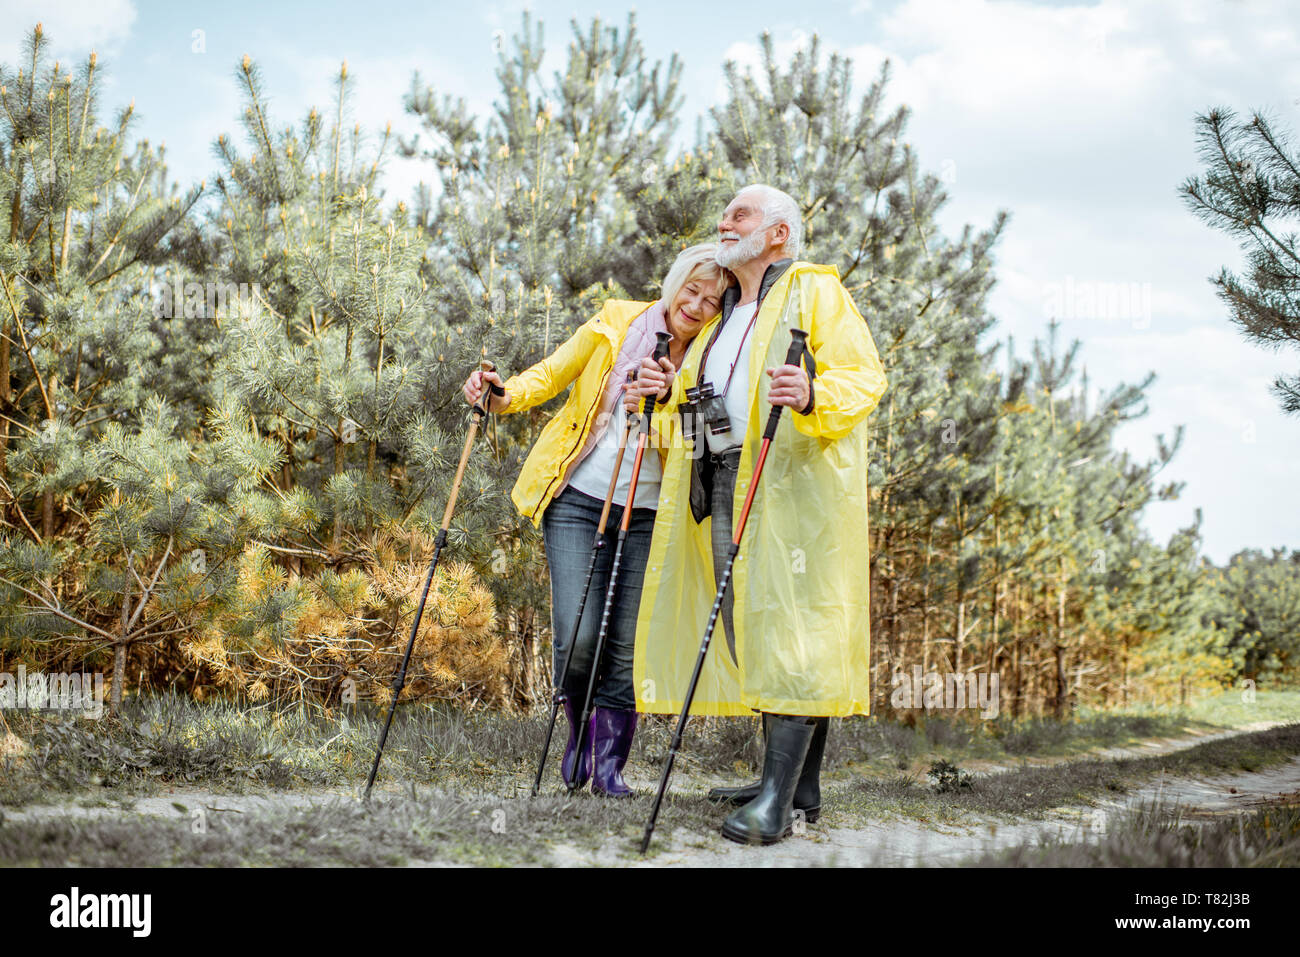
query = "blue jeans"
xmin=541 ymin=486 xmax=656 ymax=710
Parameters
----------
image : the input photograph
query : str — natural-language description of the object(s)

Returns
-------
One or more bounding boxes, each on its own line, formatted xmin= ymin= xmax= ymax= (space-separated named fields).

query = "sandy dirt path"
xmin=610 ymin=755 xmax=1300 ymax=867
xmin=565 ymin=720 xmax=1300 ymax=867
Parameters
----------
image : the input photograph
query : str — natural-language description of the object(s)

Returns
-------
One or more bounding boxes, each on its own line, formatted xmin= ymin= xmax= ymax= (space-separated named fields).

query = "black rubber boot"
xmin=709 ymin=716 xmax=827 ymax=822
xmin=720 ymin=714 xmax=815 ymax=846
xmin=707 ymin=713 xmax=771 ymax=808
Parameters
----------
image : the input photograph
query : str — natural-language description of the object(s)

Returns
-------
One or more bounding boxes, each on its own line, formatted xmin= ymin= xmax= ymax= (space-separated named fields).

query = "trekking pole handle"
xmin=473 ymin=359 xmax=506 ymax=416
xmin=640 ymin=332 xmax=673 ymax=425
xmin=623 ymin=369 xmax=641 ymax=431
xmin=763 ymin=329 xmax=809 ymax=441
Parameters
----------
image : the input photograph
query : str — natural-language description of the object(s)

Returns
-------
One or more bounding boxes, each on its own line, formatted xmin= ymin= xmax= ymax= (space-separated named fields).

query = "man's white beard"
xmin=715 ymin=229 xmax=766 ymax=269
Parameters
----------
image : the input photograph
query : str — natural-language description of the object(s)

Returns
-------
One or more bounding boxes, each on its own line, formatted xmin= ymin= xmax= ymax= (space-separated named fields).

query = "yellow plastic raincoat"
xmin=633 ymin=262 xmax=888 ymax=717
xmin=499 ymin=299 xmax=654 ymax=526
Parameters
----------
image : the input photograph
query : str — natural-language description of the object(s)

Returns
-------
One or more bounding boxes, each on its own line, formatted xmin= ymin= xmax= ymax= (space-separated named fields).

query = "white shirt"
xmin=701 ymin=300 xmax=758 ymax=454
xmin=565 ymin=390 xmax=662 ymax=510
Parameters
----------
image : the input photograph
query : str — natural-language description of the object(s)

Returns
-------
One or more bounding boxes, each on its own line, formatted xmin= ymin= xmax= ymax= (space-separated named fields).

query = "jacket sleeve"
xmin=790 ymin=274 xmax=888 ymax=441
xmin=499 ymin=309 xmax=606 ymax=414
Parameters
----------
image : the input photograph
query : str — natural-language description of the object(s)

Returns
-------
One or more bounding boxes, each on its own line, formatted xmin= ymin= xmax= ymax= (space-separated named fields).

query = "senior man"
xmin=627 ymin=184 xmax=888 ymax=845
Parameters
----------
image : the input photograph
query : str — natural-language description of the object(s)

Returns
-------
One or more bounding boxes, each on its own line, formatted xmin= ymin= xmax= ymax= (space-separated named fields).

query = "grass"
xmin=7 ymin=686 xmax=1289 ymax=806
xmin=830 ymin=722 xmax=1300 ymax=825
xmin=0 ymin=695 xmax=773 ymax=807
xmin=828 ymin=710 xmax=1191 ymax=768
xmin=1181 ymin=687 xmax=1300 ymax=728
xmin=3 ymin=688 xmax=1297 ymax=808
xmin=0 ymin=784 xmax=723 ymax=867
xmin=0 ymin=696 xmax=320 ymax=806
xmin=963 ymin=800 xmax=1300 ymax=867
xmin=1 ymin=688 xmax=1298 ymax=866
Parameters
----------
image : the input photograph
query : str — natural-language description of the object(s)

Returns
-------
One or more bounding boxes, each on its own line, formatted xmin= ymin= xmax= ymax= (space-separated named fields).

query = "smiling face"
xmin=666 ymin=267 xmax=724 ymax=342
xmin=717 ymin=191 xmax=783 ymax=269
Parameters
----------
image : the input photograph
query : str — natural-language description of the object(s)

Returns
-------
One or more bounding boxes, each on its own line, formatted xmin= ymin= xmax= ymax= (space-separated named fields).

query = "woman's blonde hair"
xmin=658 ymin=242 xmax=731 ymax=315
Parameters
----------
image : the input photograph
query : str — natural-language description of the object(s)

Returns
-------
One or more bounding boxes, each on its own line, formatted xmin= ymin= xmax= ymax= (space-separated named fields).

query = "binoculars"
xmin=680 ymin=381 xmax=733 ymax=443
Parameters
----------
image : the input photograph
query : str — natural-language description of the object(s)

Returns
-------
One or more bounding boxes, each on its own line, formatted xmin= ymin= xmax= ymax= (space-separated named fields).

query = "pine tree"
xmin=189 ymin=56 xmax=514 ymax=708
xmin=0 ymin=25 xmax=202 ymax=711
xmin=1206 ymin=548 xmax=1300 ymax=684
xmin=1182 ymin=107 xmax=1300 ymax=415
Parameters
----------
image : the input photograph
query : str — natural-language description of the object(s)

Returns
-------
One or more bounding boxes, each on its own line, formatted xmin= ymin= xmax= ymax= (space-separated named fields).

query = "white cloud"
xmin=0 ymin=0 xmax=137 ymax=67
xmin=865 ymin=0 xmax=1162 ymax=111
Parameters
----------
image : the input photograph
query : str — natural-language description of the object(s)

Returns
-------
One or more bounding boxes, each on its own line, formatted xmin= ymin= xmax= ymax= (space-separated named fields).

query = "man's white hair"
xmin=735 ymin=184 xmax=803 ymax=259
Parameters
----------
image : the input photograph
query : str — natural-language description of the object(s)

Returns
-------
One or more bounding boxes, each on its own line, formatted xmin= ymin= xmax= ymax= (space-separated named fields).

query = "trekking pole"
xmin=363 ymin=360 xmax=504 ymax=802
xmin=568 ymin=331 xmax=673 ymax=792
xmin=639 ymin=329 xmax=808 ymax=852
xmin=531 ymin=372 xmax=637 ymax=796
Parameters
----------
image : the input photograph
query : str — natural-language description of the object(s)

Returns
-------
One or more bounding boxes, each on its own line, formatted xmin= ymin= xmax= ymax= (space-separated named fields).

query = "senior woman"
xmin=462 ymin=243 xmax=729 ymax=795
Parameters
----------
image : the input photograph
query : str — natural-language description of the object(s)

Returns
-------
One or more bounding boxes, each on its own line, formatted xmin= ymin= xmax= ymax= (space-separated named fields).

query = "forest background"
xmin=0 ymin=12 xmax=1295 ymax=720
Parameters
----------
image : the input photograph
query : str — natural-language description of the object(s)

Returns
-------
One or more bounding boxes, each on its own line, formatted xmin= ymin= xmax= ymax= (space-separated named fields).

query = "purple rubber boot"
xmin=590 ymin=706 xmax=638 ymax=798
xmin=561 ymin=697 xmax=594 ymax=789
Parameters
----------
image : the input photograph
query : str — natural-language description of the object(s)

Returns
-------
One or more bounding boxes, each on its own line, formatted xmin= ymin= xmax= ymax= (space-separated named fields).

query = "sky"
xmin=3 ymin=0 xmax=1298 ymax=564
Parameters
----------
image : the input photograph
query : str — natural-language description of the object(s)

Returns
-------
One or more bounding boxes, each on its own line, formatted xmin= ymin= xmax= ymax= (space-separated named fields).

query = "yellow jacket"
xmin=500 ymin=299 xmax=656 ymax=525
xmin=633 ymin=262 xmax=888 ymax=717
